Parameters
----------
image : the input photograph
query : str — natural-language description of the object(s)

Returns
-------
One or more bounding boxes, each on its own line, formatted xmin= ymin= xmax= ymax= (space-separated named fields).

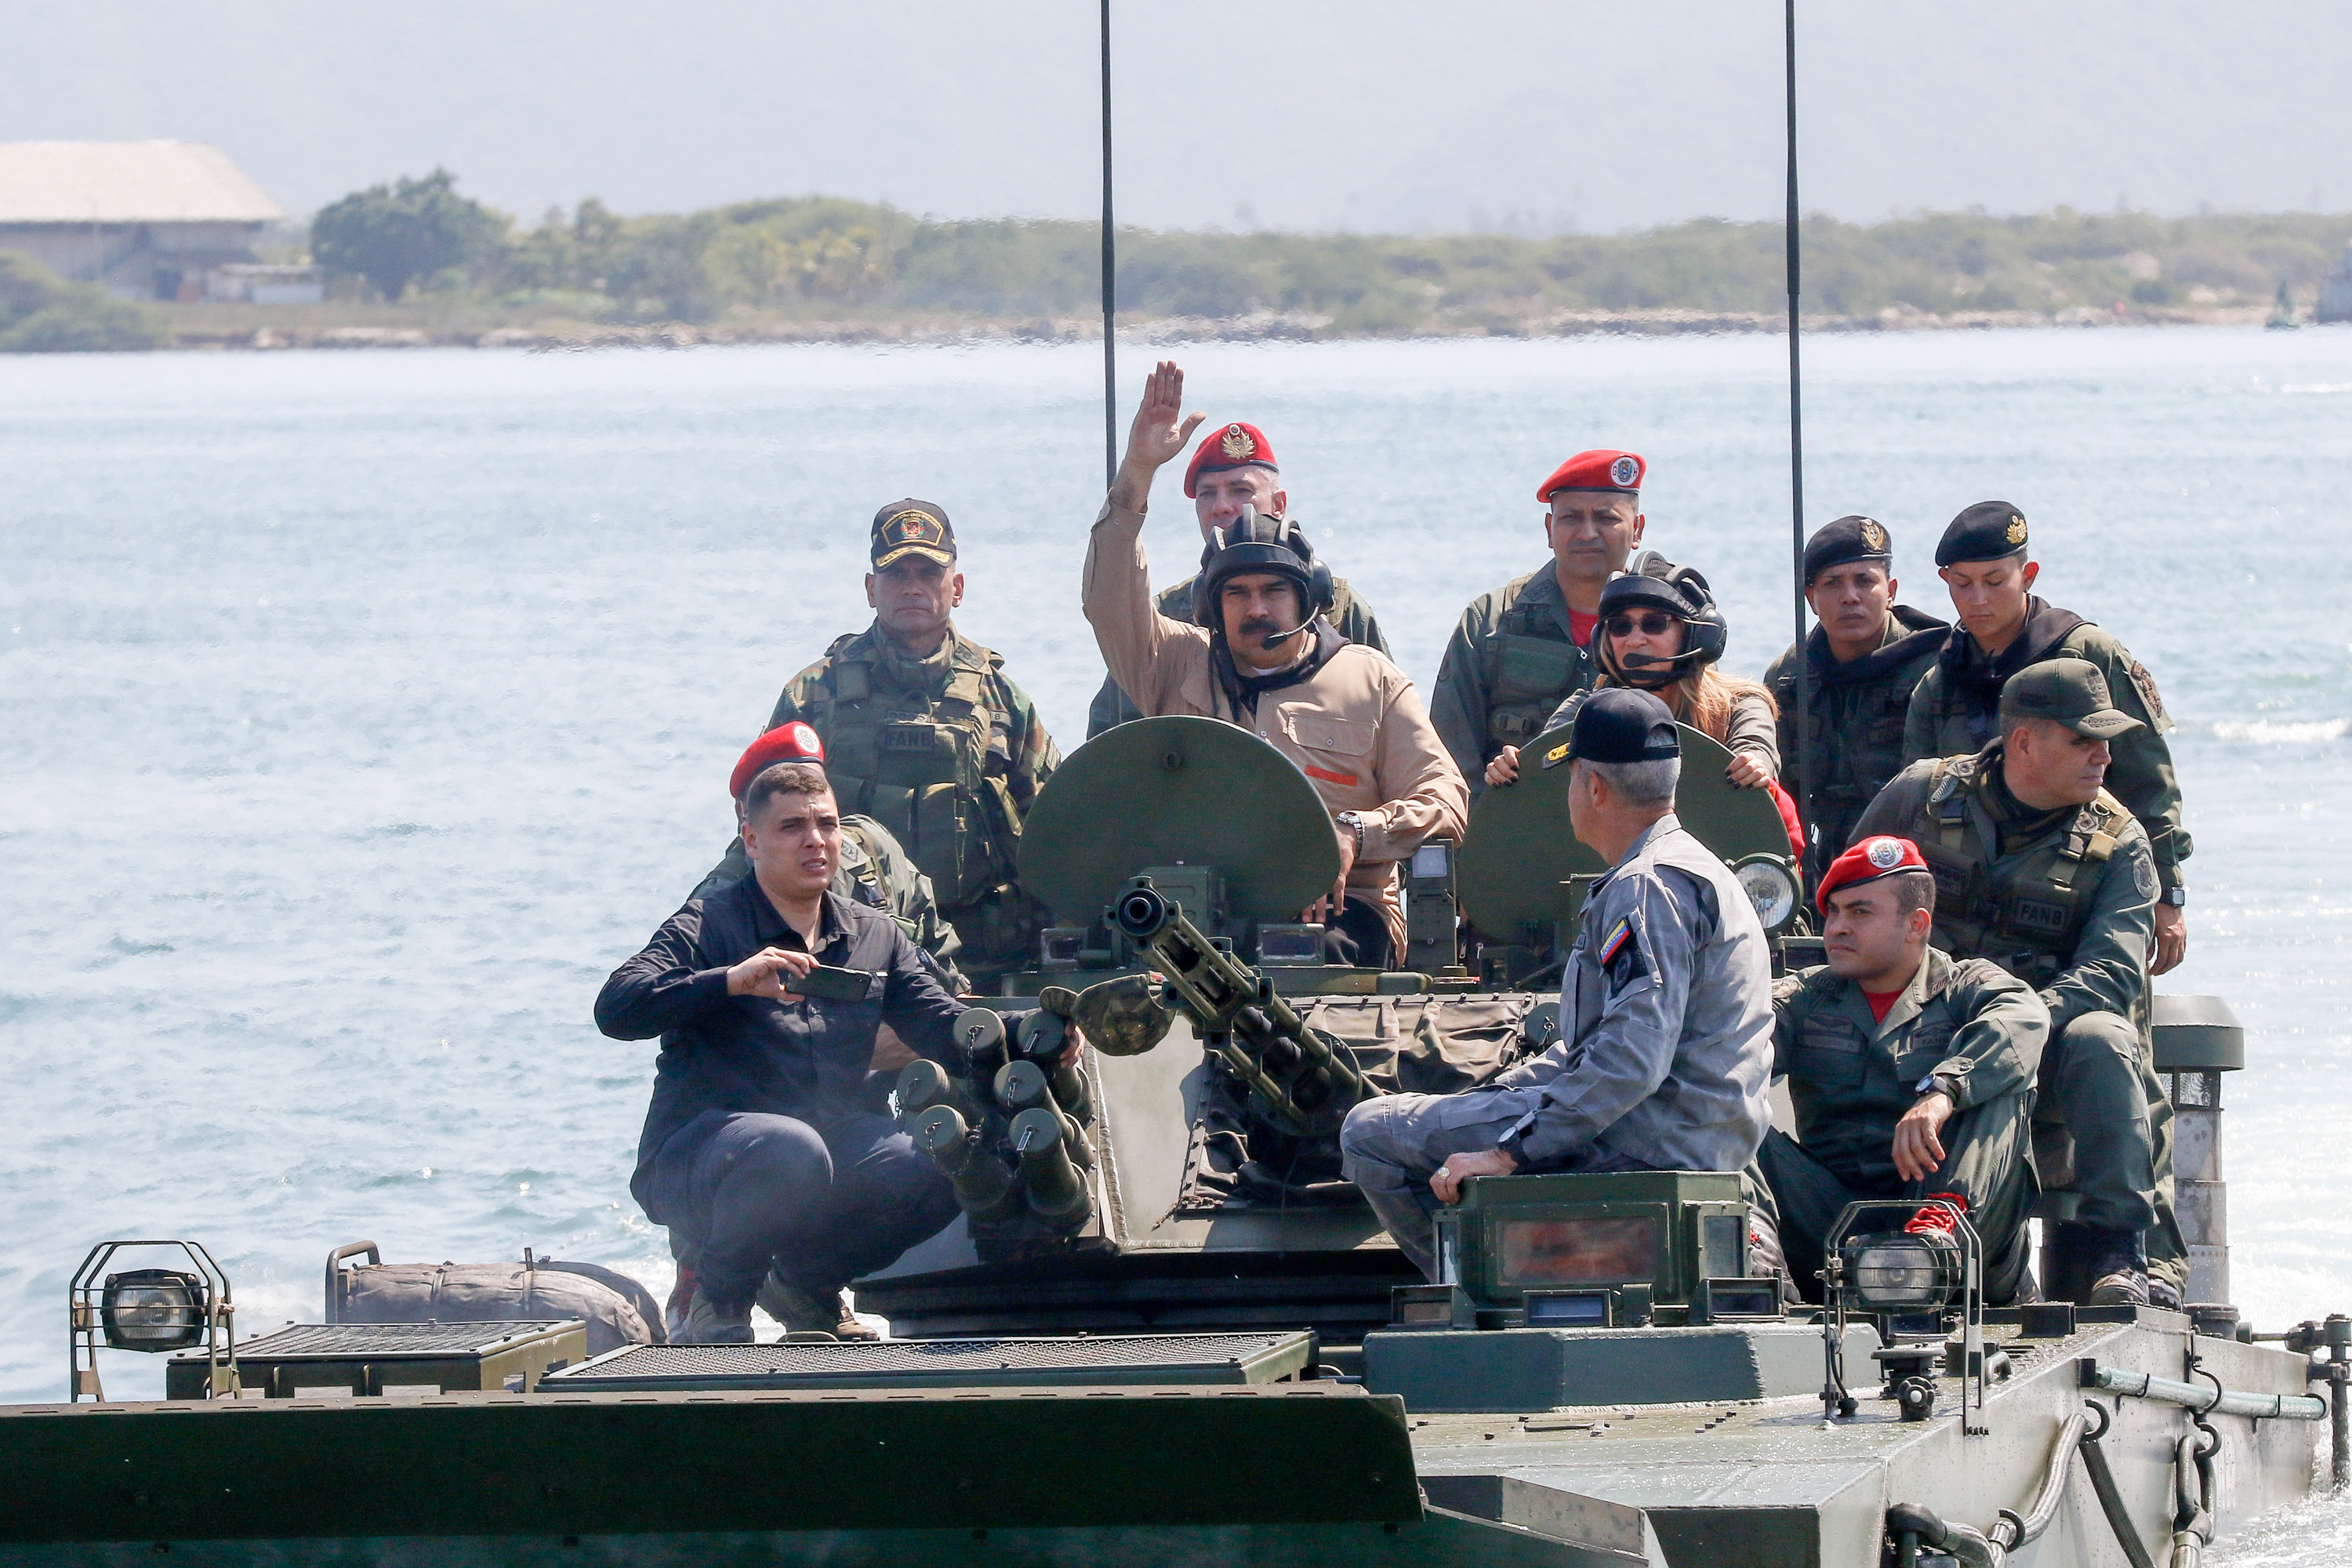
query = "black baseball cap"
xmin=870 ymin=499 xmax=956 ymax=568
xmin=1567 ymin=688 xmax=1681 ymax=763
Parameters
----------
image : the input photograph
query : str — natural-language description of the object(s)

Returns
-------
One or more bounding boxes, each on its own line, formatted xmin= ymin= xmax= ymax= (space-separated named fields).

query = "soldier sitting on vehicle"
xmin=1429 ymin=447 xmax=1676 ymax=797
xmin=1757 ymin=835 xmax=2049 ymax=1305
xmin=1857 ymin=659 xmax=2180 ymax=1308
xmin=1086 ymin=396 xmax=1390 ymax=738
xmin=595 ymin=729 xmax=994 ymax=1344
xmin=728 ymin=499 xmax=1060 ymax=993
xmin=1904 ymin=501 xmax=2190 ymax=975
xmin=1083 ymin=361 xmax=1468 ymax=970
xmin=1339 ymin=690 xmax=1776 ymax=1279
xmin=1762 ymin=516 xmax=1948 ymax=891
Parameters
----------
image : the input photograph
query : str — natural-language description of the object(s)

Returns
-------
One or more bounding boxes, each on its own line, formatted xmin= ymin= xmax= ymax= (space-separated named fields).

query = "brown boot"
xmin=756 ymin=1275 xmax=880 ymax=1341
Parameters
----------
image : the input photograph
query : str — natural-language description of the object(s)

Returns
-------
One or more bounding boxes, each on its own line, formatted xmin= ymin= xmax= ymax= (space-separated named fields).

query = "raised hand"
xmin=1112 ymin=361 xmax=1204 ymax=510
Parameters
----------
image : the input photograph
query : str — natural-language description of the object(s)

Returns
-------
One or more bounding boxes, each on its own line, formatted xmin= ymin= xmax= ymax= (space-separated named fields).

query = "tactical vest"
xmin=1907 ymin=754 xmax=2132 ymax=987
xmin=1479 ymin=579 xmax=1598 ymax=748
xmin=811 ymin=633 xmax=1023 ymax=913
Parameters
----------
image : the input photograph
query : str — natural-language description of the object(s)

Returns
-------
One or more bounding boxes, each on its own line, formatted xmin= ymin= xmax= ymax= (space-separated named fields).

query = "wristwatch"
xmin=1335 ymin=811 xmax=1369 ymax=856
xmin=2163 ymin=887 xmax=2187 ymax=907
xmin=1915 ymin=1073 xmax=1958 ymax=1103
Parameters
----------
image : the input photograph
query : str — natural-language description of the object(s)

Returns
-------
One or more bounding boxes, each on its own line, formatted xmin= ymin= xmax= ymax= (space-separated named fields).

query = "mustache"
xmin=1238 ymin=615 xmax=1282 ymax=635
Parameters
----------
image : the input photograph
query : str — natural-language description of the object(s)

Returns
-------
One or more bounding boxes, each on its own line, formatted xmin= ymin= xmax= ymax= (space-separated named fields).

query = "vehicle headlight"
xmin=1733 ymin=855 xmax=1800 ymax=931
xmin=100 ymin=1269 xmax=208 ymax=1352
xmin=1839 ymin=1233 xmax=1960 ymax=1313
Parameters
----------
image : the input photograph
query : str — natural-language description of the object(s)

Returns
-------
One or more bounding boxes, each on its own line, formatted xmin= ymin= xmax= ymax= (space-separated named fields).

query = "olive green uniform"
xmin=1759 ymin=950 xmax=2047 ymax=1304
xmin=1430 ymin=564 xmax=1603 ymax=797
xmin=1087 ymin=576 xmax=1388 ymax=738
xmin=1903 ymin=603 xmax=2189 ymax=896
xmin=1763 ymin=604 xmax=1947 ymax=888
xmin=761 ymin=622 xmax=1059 ymax=989
xmin=692 ymin=815 xmax=968 ymax=994
xmin=1855 ymin=747 xmax=2184 ymax=1294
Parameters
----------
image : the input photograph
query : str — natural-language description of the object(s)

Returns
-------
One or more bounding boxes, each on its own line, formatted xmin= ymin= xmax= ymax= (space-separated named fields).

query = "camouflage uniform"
xmin=692 ymin=815 xmax=967 ymax=994
xmin=1759 ymin=950 xmax=2047 ymax=1305
xmin=763 ymin=622 xmax=1059 ymax=989
xmin=1855 ymin=746 xmax=2185 ymax=1295
xmin=1763 ymin=604 xmax=1948 ymax=888
xmin=1903 ymin=602 xmax=2190 ymax=896
xmin=1429 ymin=564 xmax=1602 ymax=797
xmin=1087 ymin=575 xmax=1388 ymax=738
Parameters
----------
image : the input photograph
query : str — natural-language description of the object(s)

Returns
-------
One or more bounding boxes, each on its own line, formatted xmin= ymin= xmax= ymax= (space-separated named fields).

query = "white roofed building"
xmin=0 ymin=141 xmax=286 ymax=300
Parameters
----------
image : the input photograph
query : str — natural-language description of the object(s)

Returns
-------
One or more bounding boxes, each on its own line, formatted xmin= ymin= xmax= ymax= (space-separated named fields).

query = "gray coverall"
xmin=1340 ymin=814 xmax=1776 ymax=1279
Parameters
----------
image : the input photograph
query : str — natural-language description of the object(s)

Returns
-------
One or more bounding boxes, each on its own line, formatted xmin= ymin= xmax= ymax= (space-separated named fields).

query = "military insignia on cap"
xmin=1221 ymin=424 xmax=1256 ymax=461
xmin=1861 ymin=520 xmax=1887 ymax=551
xmin=1866 ymin=837 xmax=1905 ymax=870
xmin=789 ymin=722 xmax=820 ymax=754
xmin=1610 ymin=456 xmax=1640 ymax=488
xmin=886 ymin=508 xmax=938 ymax=543
xmin=2005 ymin=514 xmax=2027 ymax=545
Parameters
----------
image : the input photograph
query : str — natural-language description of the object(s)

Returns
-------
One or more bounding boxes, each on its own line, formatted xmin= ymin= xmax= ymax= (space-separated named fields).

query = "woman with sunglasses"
xmin=1484 ymin=568 xmax=1803 ymax=856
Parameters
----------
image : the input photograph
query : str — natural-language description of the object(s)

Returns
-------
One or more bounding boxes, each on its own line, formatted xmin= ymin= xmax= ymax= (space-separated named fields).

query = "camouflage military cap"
xmin=1065 ymin=972 xmax=1173 ymax=1058
xmin=1999 ymin=658 xmax=2143 ymax=739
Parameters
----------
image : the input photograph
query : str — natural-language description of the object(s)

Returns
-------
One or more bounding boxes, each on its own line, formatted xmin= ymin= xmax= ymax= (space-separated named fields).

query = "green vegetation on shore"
xmin=0 ymin=255 xmax=166 ymax=351
xmin=292 ymin=176 xmax=2350 ymax=338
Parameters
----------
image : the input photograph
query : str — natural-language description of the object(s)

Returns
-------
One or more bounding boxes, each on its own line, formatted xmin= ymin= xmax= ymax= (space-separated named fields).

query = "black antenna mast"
xmin=1099 ymin=0 xmax=1117 ymax=488
xmin=1784 ymin=0 xmax=1812 ymax=878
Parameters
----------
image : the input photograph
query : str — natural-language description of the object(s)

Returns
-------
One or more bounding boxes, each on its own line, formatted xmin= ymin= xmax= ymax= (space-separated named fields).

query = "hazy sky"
xmin=9 ymin=1 xmax=2348 ymax=230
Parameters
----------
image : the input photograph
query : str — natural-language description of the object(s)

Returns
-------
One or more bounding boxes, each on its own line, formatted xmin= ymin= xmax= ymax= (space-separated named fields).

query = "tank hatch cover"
xmin=1019 ymin=716 xmax=1341 ymax=924
xmin=1459 ymin=723 xmax=1791 ymax=936
xmin=543 ymin=1329 xmax=1316 ymax=1390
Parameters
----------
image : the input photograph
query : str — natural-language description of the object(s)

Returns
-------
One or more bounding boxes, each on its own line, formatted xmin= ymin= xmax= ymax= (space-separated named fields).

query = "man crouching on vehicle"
xmin=594 ymin=727 xmax=974 ymax=1344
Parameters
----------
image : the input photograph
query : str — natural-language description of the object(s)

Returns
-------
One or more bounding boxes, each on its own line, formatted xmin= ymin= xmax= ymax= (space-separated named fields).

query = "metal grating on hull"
xmin=225 ymin=1321 xmax=579 ymax=1358
xmin=546 ymin=1330 xmax=1316 ymax=1391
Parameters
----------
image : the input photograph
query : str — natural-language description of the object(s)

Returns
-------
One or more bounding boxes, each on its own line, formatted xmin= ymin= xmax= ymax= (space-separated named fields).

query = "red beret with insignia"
xmin=1817 ymin=834 xmax=1929 ymax=913
xmin=1183 ymin=422 xmax=1279 ymax=499
xmin=1539 ymin=448 xmax=1646 ymax=501
xmin=731 ymin=722 xmax=826 ymax=799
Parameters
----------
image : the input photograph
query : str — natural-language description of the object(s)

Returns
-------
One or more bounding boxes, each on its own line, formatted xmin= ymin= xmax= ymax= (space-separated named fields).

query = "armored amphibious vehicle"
xmin=5 ymin=715 xmax=2336 ymax=1568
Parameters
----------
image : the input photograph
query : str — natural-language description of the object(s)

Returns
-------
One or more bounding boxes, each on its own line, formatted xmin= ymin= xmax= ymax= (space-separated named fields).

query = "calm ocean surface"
xmin=4 ymin=327 xmax=2351 ymax=1541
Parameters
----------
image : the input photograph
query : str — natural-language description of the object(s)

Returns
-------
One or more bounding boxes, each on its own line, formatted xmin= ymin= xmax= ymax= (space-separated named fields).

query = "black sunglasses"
xmin=1604 ymin=612 xmax=1679 ymax=637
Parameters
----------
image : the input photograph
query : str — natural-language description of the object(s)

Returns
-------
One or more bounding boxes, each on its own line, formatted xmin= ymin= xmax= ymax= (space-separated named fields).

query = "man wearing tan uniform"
xmin=1083 ymin=361 xmax=1469 ymax=967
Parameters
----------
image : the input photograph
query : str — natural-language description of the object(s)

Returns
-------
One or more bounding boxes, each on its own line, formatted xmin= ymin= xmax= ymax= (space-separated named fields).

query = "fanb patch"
xmin=1599 ymin=916 xmax=1649 ymax=989
xmin=2012 ymin=898 xmax=2072 ymax=935
xmin=2126 ymin=660 xmax=2171 ymax=728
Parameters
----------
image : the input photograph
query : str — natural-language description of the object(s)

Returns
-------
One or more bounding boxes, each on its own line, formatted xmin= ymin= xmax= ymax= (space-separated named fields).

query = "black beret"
xmin=1567 ymin=688 xmax=1680 ymax=764
xmin=1804 ymin=515 xmax=1893 ymax=583
xmin=1935 ymin=501 xmax=2030 ymax=568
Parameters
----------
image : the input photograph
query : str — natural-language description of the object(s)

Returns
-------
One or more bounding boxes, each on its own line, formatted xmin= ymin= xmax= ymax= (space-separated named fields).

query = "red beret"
xmin=1183 ymin=422 xmax=1279 ymax=499
xmin=1817 ymin=835 xmax=1929 ymax=913
xmin=730 ymin=722 xmax=826 ymax=799
xmin=1539 ymin=449 xmax=1645 ymax=501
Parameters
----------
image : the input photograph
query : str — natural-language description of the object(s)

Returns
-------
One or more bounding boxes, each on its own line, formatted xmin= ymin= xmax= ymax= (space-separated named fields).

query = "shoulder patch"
xmin=2125 ymin=660 xmax=2170 ymax=729
xmin=1599 ymin=916 xmax=1650 ymax=990
xmin=2132 ymin=849 xmax=2158 ymax=901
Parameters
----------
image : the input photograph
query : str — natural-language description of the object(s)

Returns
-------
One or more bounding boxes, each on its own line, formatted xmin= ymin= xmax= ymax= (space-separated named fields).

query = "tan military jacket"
xmin=1083 ymin=497 xmax=1470 ymax=956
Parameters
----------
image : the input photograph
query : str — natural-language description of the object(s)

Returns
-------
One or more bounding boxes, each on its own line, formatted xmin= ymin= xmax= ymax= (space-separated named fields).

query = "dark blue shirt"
xmin=594 ymin=877 xmax=967 ymax=1205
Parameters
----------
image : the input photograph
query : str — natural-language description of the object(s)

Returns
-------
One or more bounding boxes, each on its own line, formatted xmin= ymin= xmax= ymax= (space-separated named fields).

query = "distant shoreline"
xmin=160 ymin=300 xmax=2284 ymax=353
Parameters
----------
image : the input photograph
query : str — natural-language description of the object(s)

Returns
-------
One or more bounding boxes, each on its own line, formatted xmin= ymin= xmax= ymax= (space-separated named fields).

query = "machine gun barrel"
xmin=1109 ymin=877 xmax=1370 ymax=1134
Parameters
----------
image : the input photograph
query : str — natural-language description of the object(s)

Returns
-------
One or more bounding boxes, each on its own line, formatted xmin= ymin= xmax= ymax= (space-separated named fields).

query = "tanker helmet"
xmin=1594 ymin=564 xmax=1728 ymax=688
xmin=1188 ymin=505 xmax=1335 ymax=631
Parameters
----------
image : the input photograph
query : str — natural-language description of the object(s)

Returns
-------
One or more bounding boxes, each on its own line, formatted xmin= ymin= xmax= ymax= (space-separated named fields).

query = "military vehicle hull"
xmin=0 ymin=1308 xmax=2322 ymax=1566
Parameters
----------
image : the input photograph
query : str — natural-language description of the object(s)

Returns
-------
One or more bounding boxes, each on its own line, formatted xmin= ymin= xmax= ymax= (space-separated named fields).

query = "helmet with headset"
xmin=1593 ymin=564 xmax=1727 ymax=688
xmin=1188 ymin=506 xmax=1335 ymax=633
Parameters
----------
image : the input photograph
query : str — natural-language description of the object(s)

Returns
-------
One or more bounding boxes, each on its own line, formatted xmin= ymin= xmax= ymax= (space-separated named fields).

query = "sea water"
xmin=2 ymin=328 xmax=2350 ymax=1541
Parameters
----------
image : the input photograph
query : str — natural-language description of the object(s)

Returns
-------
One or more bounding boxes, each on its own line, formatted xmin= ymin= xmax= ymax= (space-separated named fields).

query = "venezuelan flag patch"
xmin=1599 ymin=915 xmax=1648 ymax=989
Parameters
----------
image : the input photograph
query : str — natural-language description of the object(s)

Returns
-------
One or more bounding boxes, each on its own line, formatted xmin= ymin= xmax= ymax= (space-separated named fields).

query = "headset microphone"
xmin=1258 ymin=619 xmax=1314 ymax=650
